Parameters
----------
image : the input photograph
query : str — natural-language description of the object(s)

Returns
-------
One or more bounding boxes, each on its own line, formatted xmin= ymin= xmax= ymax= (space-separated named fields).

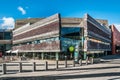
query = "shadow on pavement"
xmin=108 ymin=77 xmax=120 ymax=80
xmin=1 ymin=72 xmax=120 ymax=80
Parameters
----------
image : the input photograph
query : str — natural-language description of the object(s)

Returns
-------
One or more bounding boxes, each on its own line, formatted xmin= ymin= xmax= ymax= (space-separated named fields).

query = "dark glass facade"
xmin=0 ymin=29 xmax=12 ymax=56
xmin=61 ymin=27 xmax=84 ymax=59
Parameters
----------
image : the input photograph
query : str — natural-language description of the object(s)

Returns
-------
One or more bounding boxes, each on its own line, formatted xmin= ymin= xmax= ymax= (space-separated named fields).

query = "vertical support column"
xmin=56 ymin=60 xmax=58 ymax=69
xmin=86 ymin=56 xmax=88 ymax=65
xmin=73 ymin=60 xmax=75 ymax=67
xmin=33 ymin=62 xmax=36 ymax=71
xmin=56 ymin=52 xmax=59 ymax=60
xmin=45 ymin=61 xmax=48 ymax=70
xmin=19 ymin=62 xmax=22 ymax=72
xmin=2 ymin=63 xmax=6 ymax=74
xmin=79 ymin=59 xmax=82 ymax=66
xmin=41 ymin=53 xmax=44 ymax=60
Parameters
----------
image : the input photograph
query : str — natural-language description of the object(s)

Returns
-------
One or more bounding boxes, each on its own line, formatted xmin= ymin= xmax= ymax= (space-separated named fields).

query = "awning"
xmin=12 ymin=50 xmax=19 ymax=53
xmin=6 ymin=50 xmax=12 ymax=53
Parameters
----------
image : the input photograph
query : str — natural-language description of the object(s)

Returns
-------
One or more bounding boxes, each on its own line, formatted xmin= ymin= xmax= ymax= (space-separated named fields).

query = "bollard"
xmin=73 ymin=60 xmax=75 ymax=67
xmin=45 ymin=61 xmax=48 ymax=70
xmin=86 ymin=56 xmax=88 ymax=65
xmin=65 ymin=59 xmax=67 ymax=68
xmin=33 ymin=62 xmax=36 ymax=71
xmin=56 ymin=60 xmax=58 ymax=69
xmin=2 ymin=63 xmax=6 ymax=74
xmin=91 ymin=57 xmax=94 ymax=64
xmin=79 ymin=59 xmax=82 ymax=66
xmin=19 ymin=62 xmax=22 ymax=72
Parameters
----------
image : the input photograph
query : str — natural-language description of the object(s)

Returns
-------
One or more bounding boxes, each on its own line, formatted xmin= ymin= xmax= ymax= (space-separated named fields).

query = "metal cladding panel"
xmin=13 ymin=13 xmax=60 ymax=41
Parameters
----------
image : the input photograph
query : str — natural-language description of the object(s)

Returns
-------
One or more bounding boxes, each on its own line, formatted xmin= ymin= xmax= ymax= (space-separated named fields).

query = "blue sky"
xmin=0 ymin=0 xmax=120 ymax=30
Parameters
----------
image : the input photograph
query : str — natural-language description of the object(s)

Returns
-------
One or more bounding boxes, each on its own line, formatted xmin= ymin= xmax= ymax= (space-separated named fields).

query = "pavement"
xmin=0 ymin=54 xmax=120 ymax=80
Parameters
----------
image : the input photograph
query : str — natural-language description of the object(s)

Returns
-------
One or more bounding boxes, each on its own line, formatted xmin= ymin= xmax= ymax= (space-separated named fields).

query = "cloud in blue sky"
xmin=18 ymin=6 xmax=26 ymax=15
xmin=1 ymin=17 xmax=15 ymax=29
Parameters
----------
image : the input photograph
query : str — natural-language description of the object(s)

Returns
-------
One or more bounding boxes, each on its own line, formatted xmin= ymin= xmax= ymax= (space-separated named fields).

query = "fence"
xmin=0 ymin=58 xmax=97 ymax=74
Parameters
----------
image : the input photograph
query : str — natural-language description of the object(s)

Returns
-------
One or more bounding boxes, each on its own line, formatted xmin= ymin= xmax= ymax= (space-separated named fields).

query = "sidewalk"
xmin=0 ymin=54 xmax=120 ymax=80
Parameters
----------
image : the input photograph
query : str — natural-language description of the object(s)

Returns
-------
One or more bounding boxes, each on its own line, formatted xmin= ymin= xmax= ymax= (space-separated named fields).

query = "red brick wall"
xmin=111 ymin=25 xmax=120 ymax=54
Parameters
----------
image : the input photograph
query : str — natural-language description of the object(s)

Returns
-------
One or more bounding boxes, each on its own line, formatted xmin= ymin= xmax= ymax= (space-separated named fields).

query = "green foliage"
xmin=69 ymin=46 xmax=74 ymax=52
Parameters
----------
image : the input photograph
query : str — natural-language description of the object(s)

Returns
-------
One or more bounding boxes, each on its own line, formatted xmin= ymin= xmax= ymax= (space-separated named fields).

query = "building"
xmin=0 ymin=29 xmax=12 ymax=56
xmin=111 ymin=25 xmax=120 ymax=54
xmin=12 ymin=13 xmax=111 ymax=60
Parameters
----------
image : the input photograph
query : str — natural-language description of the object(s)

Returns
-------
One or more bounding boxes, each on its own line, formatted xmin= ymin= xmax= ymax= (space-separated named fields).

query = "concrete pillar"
xmin=2 ymin=63 xmax=6 ymax=74
xmin=45 ymin=61 xmax=48 ymax=70
xmin=86 ymin=56 xmax=88 ymax=65
xmin=79 ymin=59 xmax=82 ymax=66
xmin=19 ymin=62 xmax=22 ymax=72
xmin=56 ymin=60 xmax=58 ymax=69
xmin=73 ymin=60 xmax=75 ymax=67
xmin=41 ymin=53 xmax=44 ymax=60
xmin=56 ymin=52 xmax=59 ymax=60
xmin=33 ymin=62 xmax=36 ymax=71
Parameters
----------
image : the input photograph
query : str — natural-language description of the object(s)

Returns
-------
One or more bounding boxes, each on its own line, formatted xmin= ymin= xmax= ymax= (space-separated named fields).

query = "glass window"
xmin=0 ymin=32 xmax=4 ymax=40
xmin=61 ymin=37 xmax=80 ymax=52
xmin=61 ymin=27 xmax=81 ymax=36
xmin=34 ymin=40 xmax=37 ymax=44
xmin=55 ymin=37 xmax=59 ymax=41
xmin=41 ymin=40 xmax=43 ymax=43
xmin=4 ymin=32 xmax=12 ymax=40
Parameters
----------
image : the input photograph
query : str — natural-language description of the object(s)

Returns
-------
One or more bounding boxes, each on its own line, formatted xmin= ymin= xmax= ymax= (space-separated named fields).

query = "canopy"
xmin=6 ymin=50 xmax=12 ymax=53
xmin=12 ymin=50 xmax=19 ymax=53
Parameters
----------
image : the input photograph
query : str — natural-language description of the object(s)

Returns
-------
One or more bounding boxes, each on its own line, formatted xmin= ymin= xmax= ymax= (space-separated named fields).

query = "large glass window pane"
xmin=61 ymin=27 xmax=83 ymax=52
xmin=4 ymin=32 xmax=12 ymax=40
xmin=0 ymin=32 xmax=4 ymax=40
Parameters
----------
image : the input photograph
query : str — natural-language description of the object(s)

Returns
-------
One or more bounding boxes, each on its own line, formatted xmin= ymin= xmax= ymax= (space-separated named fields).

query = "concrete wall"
xmin=13 ymin=13 xmax=61 ymax=52
xmin=15 ymin=17 xmax=108 ymax=29
xmin=84 ymin=14 xmax=111 ymax=53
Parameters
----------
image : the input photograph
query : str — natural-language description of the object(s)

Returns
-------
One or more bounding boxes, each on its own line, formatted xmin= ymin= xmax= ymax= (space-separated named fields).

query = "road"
xmin=0 ymin=54 xmax=120 ymax=80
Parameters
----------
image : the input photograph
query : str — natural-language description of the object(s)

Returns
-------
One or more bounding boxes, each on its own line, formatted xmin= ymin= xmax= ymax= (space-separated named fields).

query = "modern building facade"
xmin=12 ymin=13 xmax=111 ymax=60
xmin=0 ymin=29 xmax=12 ymax=56
xmin=111 ymin=25 xmax=120 ymax=54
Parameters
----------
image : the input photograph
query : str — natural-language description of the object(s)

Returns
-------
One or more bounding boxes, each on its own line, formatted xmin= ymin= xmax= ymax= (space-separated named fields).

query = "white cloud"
xmin=114 ymin=24 xmax=120 ymax=32
xmin=18 ymin=6 xmax=26 ymax=15
xmin=1 ymin=17 xmax=15 ymax=29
